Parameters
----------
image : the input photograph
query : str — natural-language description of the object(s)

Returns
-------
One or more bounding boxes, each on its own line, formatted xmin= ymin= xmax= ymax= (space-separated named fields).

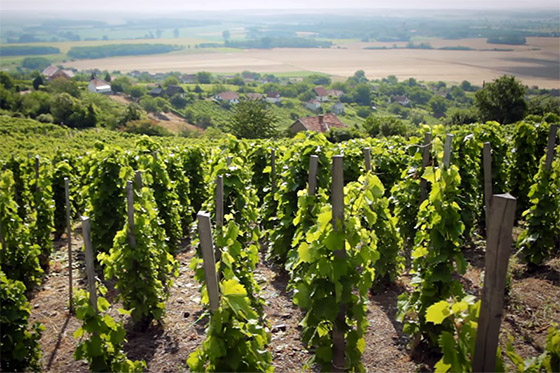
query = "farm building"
xmin=42 ymin=66 xmax=75 ymax=81
xmin=213 ymin=91 xmax=240 ymax=104
xmin=88 ymin=78 xmax=112 ymax=94
xmin=290 ymin=113 xmax=346 ymax=133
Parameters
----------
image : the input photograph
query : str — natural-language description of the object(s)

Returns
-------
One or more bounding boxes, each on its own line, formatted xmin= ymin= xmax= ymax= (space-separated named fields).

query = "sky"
xmin=2 ymin=0 xmax=559 ymax=11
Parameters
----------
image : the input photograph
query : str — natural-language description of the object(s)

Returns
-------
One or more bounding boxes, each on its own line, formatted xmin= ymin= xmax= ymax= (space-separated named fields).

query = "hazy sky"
xmin=2 ymin=0 xmax=559 ymax=11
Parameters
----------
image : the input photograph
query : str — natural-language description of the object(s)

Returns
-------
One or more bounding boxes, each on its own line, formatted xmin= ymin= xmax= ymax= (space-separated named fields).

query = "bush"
xmin=0 ymin=272 xmax=44 ymax=372
xmin=121 ymin=119 xmax=173 ymax=136
xmin=325 ymin=127 xmax=365 ymax=142
xmin=36 ymin=113 xmax=54 ymax=123
xmin=363 ymin=115 xmax=410 ymax=137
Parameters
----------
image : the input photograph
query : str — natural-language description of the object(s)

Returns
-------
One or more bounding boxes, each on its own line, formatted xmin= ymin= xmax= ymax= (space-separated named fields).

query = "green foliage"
xmin=0 ymin=169 xmax=43 ymax=288
xmin=517 ymin=152 xmax=560 ymax=265
xmin=1 ymin=45 xmax=60 ymax=56
xmin=425 ymin=297 xmax=504 ymax=373
xmin=67 ymin=43 xmax=180 ymax=59
xmin=187 ymin=279 xmax=273 ymax=372
xmin=121 ymin=119 xmax=173 ymax=136
xmin=363 ymin=115 xmax=410 ymax=137
xmin=291 ymin=175 xmax=379 ymax=371
xmin=397 ymin=161 xmax=466 ymax=345
xmin=73 ymin=287 xmax=146 ymax=372
xmin=505 ymin=325 xmax=560 ymax=373
xmin=22 ymin=57 xmax=51 ymax=71
xmin=429 ymin=95 xmax=448 ymax=118
xmin=475 ymin=75 xmax=528 ymax=124
xmin=227 ymin=99 xmax=278 ymax=139
xmin=85 ymin=145 xmax=132 ymax=254
xmin=99 ymin=185 xmax=178 ymax=323
xmin=0 ymin=272 xmax=44 ymax=372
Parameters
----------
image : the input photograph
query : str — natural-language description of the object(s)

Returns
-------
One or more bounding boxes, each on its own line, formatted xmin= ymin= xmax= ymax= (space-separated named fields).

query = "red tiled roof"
xmin=266 ymin=91 xmax=280 ymax=98
xmin=314 ymin=86 xmax=328 ymax=97
xmin=216 ymin=91 xmax=239 ymax=101
xmin=246 ymin=93 xmax=263 ymax=100
xmin=90 ymin=78 xmax=110 ymax=88
xmin=42 ymin=66 xmax=59 ymax=77
xmin=293 ymin=113 xmax=346 ymax=133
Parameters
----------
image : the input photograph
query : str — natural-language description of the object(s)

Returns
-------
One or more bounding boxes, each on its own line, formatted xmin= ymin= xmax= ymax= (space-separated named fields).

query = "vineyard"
xmin=1 ymin=117 xmax=559 ymax=372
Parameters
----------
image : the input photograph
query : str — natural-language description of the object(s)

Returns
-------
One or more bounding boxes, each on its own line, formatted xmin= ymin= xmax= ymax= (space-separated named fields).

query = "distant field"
xmin=17 ymin=37 xmax=560 ymax=88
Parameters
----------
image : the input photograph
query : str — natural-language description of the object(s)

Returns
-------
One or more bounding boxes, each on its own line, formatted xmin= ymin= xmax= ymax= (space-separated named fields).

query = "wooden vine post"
xmin=81 ymin=216 xmax=98 ymax=312
xmin=134 ymin=170 xmax=143 ymax=189
xmin=126 ymin=181 xmax=136 ymax=249
xmin=271 ymin=149 xmax=276 ymax=195
xmin=363 ymin=147 xmax=372 ymax=172
xmin=473 ymin=193 xmax=516 ymax=372
xmin=215 ymin=175 xmax=224 ymax=229
xmin=545 ymin=124 xmax=558 ymax=171
xmin=419 ymin=132 xmax=432 ymax=203
xmin=443 ymin=134 xmax=453 ymax=169
xmin=197 ymin=212 xmax=220 ymax=313
xmin=308 ymin=155 xmax=319 ymax=196
xmin=331 ymin=155 xmax=346 ymax=372
xmin=64 ymin=178 xmax=73 ymax=313
xmin=483 ymin=142 xmax=493 ymax=233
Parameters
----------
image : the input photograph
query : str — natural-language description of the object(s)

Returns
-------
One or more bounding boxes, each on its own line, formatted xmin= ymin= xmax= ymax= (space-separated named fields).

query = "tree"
xmin=222 ymin=30 xmax=230 ymax=42
xmin=32 ymin=76 xmax=43 ymax=90
xmin=48 ymin=78 xmax=80 ymax=98
xmin=104 ymin=72 xmax=111 ymax=82
xmin=50 ymin=93 xmax=76 ymax=125
xmin=196 ymin=72 xmax=212 ymax=84
xmin=352 ymin=84 xmax=371 ymax=106
xmin=125 ymin=85 xmax=145 ymax=99
xmin=22 ymin=57 xmax=51 ymax=71
xmin=363 ymin=115 xmax=409 ymax=137
xmin=0 ymin=72 xmax=14 ymax=89
xmin=170 ymin=94 xmax=187 ymax=109
xmin=227 ymin=99 xmax=278 ymax=139
xmin=110 ymin=76 xmax=131 ymax=93
xmin=428 ymin=95 xmax=448 ymax=118
xmin=475 ymin=75 xmax=528 ymax=124
xmin=163 ymin=75 xmax=179 ymax=88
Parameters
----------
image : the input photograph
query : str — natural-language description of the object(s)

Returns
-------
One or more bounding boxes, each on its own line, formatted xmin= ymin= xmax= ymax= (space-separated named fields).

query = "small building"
xmin=331 ymin=102 xmax=345 ymax=115
xmin=165 ymin=85 xmax=186 ymax=97
xmin=88 ymin=78 xmax=112 ymax=94
xmin=290 ymin=113 xmax=346 ymax=133
xmin=265 ymin=91 xmax=281 ymax=104
xmin=314 ymin=86 xmax=329 ymax=102
xmin=180 ymin=74 xmax=196 ymax=84
xmin=328 ymin=89 xmax=344 ymax=98
xmin=305 ymin=99 xmax=321 ymax=112
xmin=149 ymin=86 xmax=164 ymax=97
xmin=42 ymin=66 xmax=75 ymax=81
xmin=392 ymin=96 xmax=410 ymax=106
xmin=246 ymin=92 xmax=264 ymax=101
xmin=213 ymin=91 xmax=239 ymax=104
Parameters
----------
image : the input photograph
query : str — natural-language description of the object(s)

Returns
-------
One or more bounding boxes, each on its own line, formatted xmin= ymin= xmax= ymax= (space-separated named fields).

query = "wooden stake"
xmin=271 ymin=149 xmax=276 ymax=195
xmin=308 ymin=155 xmax=319 ymax=196
xmin=226 ymin=156 xmax=232 ymax=167
xmin=363 ymin=147 xmax=372 ymax=172
xmin=443 ymin=134 xmax=453 ymax=169
xmin=126 ymin=181 xmax=136 ymax=249
xmin=34 ymin=155 xmax=40 ymax=185
xmin=135 ymin=170 xmax=143 ymax=189
xmin=197 ymin=212 xmax=220 ymax=313
xmin=419 ymin=132 xmax=432 ymax=203
xmin=331 ymin=155 xmax=346 ymax=372
xmin=0 ymin=220 xmax=5 ymax=252
xmin=216 ymin=175 xmax=224 ymax=228
xmin=483 ymin=142 xmax=493 ymax=233
xmin=473 ymin=193 xmax=516 ymax=373
xmin=81 ymin=216 xmax=97 ymax=312
xmin=65 ymin=178 xmax=73 ymax=313
xmin=545 ymin=124 xmax=558 ymax=171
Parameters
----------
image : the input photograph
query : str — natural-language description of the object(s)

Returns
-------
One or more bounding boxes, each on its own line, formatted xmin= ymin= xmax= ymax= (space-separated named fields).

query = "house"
xmin=88 ymin=78 xmax=112 ymax=94
xmin=290 ymin=113 xmax=346 ymax=133
xmin=328 ymin=89 xmax=344 ymax=99
xmin=331 ymin=102 xmax=345 ymax=115
xmin=305 ymin=99 xmax=322 ymax=112
xmin=314 ymin=86 xmax=329 ymax=102
xmin=180 ymin=74 xmax=196 ymax=84
xmin=213 ymin=91 xmax=239 ymax=104
xmin=246 ymin=92 xmax=264 ymax=101
xmin=42 ymin=66 xmax=75 ymax=81
xmin=265 ymin=91 xmax=281 ymax=104
xmin=165 ymin=85 xmax=185 ymax=97
xmin=392 ymin=96 xmax=410 ymax=106
xmin=149 ymin=86 xmax=164 ymax=97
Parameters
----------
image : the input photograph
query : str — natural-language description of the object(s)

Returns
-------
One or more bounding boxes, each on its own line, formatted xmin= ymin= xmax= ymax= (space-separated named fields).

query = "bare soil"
xmin=28 ymin=229 xmax=559 ymax=372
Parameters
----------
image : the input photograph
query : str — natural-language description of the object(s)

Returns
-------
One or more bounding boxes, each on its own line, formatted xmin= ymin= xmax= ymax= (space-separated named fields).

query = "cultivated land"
xmin=58 ymin=37 xmax=560 ymax=88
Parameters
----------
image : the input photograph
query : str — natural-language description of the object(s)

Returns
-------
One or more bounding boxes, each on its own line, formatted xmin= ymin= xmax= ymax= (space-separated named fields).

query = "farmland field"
xmin=58 ymin=37 xmax=560 ymax=88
